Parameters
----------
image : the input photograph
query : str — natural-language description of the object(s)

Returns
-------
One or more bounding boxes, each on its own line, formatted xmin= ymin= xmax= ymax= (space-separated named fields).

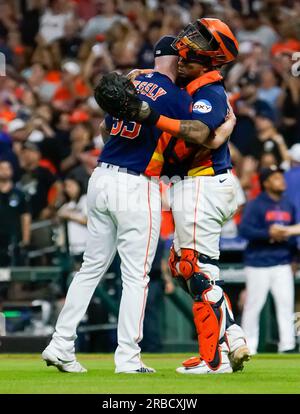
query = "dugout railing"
xmin=0 ymin=264 xmax=299 ymax=353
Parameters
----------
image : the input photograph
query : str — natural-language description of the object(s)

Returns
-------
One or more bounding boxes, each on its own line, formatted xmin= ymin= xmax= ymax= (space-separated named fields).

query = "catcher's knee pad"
xmin=178 ymin=248 xmax=201 ymax=280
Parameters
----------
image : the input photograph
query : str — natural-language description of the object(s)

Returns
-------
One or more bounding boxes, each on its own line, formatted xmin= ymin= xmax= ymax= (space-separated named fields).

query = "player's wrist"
xmin=138 ymin=101 xmax=160 ymax=125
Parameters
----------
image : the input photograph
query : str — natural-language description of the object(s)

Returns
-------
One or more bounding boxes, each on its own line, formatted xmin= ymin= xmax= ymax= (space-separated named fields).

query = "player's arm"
xmin=170 ymin=108 xmax=236 ymax=149
xmin=127 ymin=88 xmax=234 ymax=147
xmin=126 ymin=69 xmax=154 ymax=82
xmin=239 ymin=202 xmax=268 ymax=241
xmin=135 ymin=106 xmax=233 ymax=147
xmin=207 ymin=105 xmax=236 ymax=149
xmin=125 ymin=70 xmax=234 ymax=146
xmin=269 ymin=223 xmax=300 ymax=238
xmin=157 ymin=117 xmax=211 ymax=145
xmin=286 ymin=224 xmax=300 ymax=236
xmin=239 ymin=202 xmax=280 ymax=242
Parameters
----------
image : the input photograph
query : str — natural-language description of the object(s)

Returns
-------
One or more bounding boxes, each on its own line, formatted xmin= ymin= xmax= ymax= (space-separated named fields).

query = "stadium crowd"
xmin=0 ymin=0 xmax=300 ymax=352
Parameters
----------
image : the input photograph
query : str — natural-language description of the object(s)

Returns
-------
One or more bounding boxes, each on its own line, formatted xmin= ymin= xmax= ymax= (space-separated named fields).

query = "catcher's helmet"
xmin=173 ymin=18 xmax=239 ymax=66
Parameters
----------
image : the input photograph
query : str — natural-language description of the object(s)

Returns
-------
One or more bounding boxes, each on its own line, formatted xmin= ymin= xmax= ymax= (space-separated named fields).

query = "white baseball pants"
xmin=170 ymin=171 xmax=247 ymax=352
xmin=171 ymin=171 xmax=238 ymax=264
xmin=242 ymin=264 xmax=296 ymax=354
xmin=48 ymin=165 xmax=161 ymax=372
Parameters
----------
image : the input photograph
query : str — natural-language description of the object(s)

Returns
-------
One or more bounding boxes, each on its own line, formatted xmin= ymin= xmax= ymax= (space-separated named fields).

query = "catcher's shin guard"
xmin=179 ymin=248 xmax=227 ymax=370
xmin=188 ymin=272 xmax=226 ymax=369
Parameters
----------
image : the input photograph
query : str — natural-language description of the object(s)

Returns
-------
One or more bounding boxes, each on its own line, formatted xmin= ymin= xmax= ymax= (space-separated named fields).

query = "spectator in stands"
xmin=0 ymin=159 xmax=31 ymax=266
xmin=52 ymin=61 xmax=91 ymax=111
xmin=240 ymin=165 xmax=297 ymax=354
xmin=257 ymin=68 xmax=282 ymax=114
xmin=226 ymin=41 xmax=268 ymax=91
xmin=38 ymin=0 xmax=73 ymax=45
xmin=136 ymin=22 xmax=162 ymax=69
xmin=57 ymin=177 xmax=87 ymax=267
xmin=230 ymin=74 xmax=275 ymax=156
xmin=19 ymin=0 xmax=42 ymax=50
xmin=285 ymin=144 xmax=300 ymax=248
xmin=276 ymin=53 xmax=300 ymax=147
xmin=107 ymin=21 xmax=140 ymax=69
xmin=52 ymin=19 xmax=83 ymax=61
xmin=81 ymin=0 xmax=126 ymax=40
xmin=236 ymin=12 xmax=279 ymax=50
xmin=0 ymin=2 xmax=17 ymax=42
xmin=60 ymin=122 xmax=95 ymax=176
xmin=0 ymin=123 xmax=20 ymax=180
xmin=82 ymin=36 xmax=115 ymax=82
xmin=18 ymin=141 xmax=61 ymax=220
xmin=254 ymin=110 xmax=291 ymax=168
xmin=6 ymin=119 xmax=28 ymax=175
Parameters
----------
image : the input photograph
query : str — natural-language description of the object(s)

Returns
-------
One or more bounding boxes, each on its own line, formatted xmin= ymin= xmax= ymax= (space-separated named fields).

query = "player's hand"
xmin=213 ymin=107 xmax=236 ymax=141
xmin=269 ymin=224 xmax=290 ymax=242
xmin=225 ymin=106 xmax=237 ymax=126
xmin=94 ymin=72 xmax=159 ymax=124
xmin=126 ymin=69 xmax=154 ymax=82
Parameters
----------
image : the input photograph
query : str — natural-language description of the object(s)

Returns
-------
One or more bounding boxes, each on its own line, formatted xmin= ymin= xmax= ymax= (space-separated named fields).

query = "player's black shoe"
xmin=119 ymin=366 xmax=156 ymax=374
xmin=281 ymin=347 xmax=299 ymax=354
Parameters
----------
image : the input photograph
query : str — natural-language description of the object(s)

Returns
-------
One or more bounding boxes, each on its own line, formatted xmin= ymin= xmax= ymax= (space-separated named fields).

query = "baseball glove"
xmin=94 ymin=72 xmax=144 ymax=121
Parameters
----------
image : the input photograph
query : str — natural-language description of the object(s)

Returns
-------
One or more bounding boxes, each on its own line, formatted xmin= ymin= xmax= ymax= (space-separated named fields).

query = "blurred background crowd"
xmin=0 ymin=0 xmax=300 ymax=353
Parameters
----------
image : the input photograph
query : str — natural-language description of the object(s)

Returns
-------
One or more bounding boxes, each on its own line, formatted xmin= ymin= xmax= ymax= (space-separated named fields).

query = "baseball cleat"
xmin=118 ymin=366 xmax=156 ymax=374
xmin=42 ymin=349 xmax=87 ymax=373
xmin=228 ymin=345 xmax=251 ymax=372
xmin=176 ymin=355 xmax=232 ymax=375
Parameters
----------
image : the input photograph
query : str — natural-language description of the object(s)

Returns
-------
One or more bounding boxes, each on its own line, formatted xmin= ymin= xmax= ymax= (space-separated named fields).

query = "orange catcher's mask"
xmin=172 ymin=18 xmax=239 ymax=67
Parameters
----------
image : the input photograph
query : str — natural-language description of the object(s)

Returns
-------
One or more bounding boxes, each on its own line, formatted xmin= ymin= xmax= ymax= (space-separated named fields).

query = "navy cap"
xmin=256 ymin=107 xmax=276 ymax=123
xmin=260 ymin=165 xmax=284 ymax=187
xmin=154 ymin=36 xmax=178 ymax=58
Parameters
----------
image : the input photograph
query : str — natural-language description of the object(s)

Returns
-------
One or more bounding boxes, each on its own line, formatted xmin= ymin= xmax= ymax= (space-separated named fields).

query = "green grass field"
xmin=0 ymin=354 xmax=300 ymax=394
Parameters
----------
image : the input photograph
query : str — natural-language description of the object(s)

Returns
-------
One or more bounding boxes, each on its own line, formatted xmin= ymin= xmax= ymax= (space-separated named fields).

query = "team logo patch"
xmin=193 ymin=99 xmax=212 ymax=114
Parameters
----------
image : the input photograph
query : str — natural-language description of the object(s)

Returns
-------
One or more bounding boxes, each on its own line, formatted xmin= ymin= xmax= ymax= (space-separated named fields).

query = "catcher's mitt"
xmin=94 ymin=72 xmax=143 ymax=121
